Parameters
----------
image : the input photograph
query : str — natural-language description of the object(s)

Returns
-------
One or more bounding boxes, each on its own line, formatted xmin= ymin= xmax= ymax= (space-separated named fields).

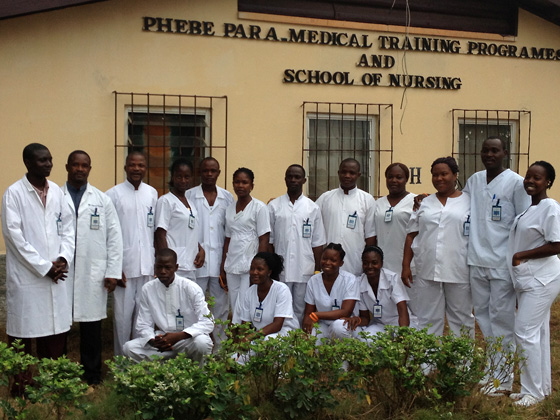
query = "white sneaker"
xmin=513 ymin=395 xmax=541 ymax=407
xmin=481 ymin=378 xmax=512 ymax=396
xmin=509 ymin=393 xmax=523 ymax=401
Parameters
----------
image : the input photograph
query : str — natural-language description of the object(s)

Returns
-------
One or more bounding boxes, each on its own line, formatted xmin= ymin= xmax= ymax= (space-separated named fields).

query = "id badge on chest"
xmin=56 ymin=212 xmax=63 ymax=236
xmin=176 ymin=309 xmax=184 ymax=331
xmin=302 ymin=219 xmax=312 ymax=238
xmin=331 ymin=299 xmax=340 ymax=311
xmin=492 ymin=205 xmax=502 ymax=221
xmin=373 ymin=300 xmax=382 ymax=318
xmin=90 ymin=208 xmax=100 ymax=230
xmin=188 ymin=214 xmax=195 ymax=230
xmin=347 ymin=212 xmax=357 ymax=230
xmin=147 ymin=207 xmax=154 ymax=228
xmin=384 ymin=207 xmax=393 ymax=223
xmin=463 ymin=215 xmax=470 ymax=236
xmin=253 ymin=304 xmax=263 ymax=323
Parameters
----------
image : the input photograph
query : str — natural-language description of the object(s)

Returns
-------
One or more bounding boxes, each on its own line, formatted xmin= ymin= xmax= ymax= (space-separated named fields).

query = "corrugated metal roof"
xmin=0 ymin=0 xmax=106 ymax=20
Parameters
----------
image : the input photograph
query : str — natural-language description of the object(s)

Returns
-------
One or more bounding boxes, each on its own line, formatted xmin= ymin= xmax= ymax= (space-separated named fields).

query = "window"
xmin=452 ymin=109 xmax=531 ymax=188
xmin=114 ymin=92 xmax=228 ymax=195
xmin=303 ymin=102 xmax=393 ymax=200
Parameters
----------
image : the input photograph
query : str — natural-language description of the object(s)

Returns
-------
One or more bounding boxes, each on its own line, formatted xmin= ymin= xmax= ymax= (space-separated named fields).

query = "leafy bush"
xmin=26 ymin=356 xmax=89 ymax=420
xmin=108 ymin=353 xmax=251 ymax=420
xmin=0 ymin=340 xmax=37 ymax=420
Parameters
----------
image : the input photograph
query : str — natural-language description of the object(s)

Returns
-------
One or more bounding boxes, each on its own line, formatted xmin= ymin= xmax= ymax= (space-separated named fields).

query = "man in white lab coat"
xmin=268 ymin=164 xmax=326 ymax=322
xmin=106 ymin=151 xmax=158 ymax=356
xmin=63 ymin=150 xmax=123 ymax=385
xmin=185 ymin=157 xmax=233 ymax=347
xmin=316 ymin=158 xmax=376 ymax=276
xmin=2 ymin=143 xmax=75 ymax=396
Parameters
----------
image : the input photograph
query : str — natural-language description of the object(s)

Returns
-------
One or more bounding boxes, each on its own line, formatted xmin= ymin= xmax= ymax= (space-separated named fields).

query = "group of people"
xmin=3 ymin=140 xmax=560 ymax=408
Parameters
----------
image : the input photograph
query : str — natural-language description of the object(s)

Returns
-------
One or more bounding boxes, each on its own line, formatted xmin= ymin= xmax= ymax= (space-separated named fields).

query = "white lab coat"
xmin=2 ymin=176 xmax=75 ymax=338
xmin=63 ymin=183 xmax=123 ymax=322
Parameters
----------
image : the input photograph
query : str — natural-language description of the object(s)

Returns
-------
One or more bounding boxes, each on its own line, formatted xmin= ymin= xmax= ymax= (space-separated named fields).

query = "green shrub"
xmin=26 ymin=356 xmax=89 ymax=420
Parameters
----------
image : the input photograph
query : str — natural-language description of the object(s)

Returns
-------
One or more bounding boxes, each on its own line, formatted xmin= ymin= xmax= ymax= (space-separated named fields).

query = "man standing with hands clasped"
xmin=463 ymin=137 xmax=530 ymax=395
xmin=63 ymin=150 xmax=123 ymax=385
xmin=2 ymin=143 xmax=75 ymax=396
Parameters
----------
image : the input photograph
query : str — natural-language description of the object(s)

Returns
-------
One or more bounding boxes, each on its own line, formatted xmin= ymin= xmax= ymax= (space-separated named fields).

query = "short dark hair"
xmin=431 ymin=156 xmax=459 ymax=174
xmin=126 ymin=151 xmax=146 ymax=163
xmin=339 ymin=158 xmax=361 ymax=172
xmin=324 ymin=242 xmax=345 ymax=262
xmin=22 ymin=143 xmax=49 ymax=162
xmin=168 ymin=158 xmax=193 ymax=187
xmin=253 ymin=252 xmax=284 ymax=280
xmin=530 ymin=161 xmax=556 ymax=189
xmin=483 ymin=136 xmax=507 ymax=151
xmin=200 ymin=156 xmax=220 ymax=168
xmin=385 ymin=162 xmax=410 ymax=180
xmin=67 ymin=150 xmax=91 ymax=165
xmin=156 ymin=248 xmax=178 ymax=264
xmin=362 ymin=245 xmax=384 ymax=263
xmin=286 ymin=164 xmax=306 ymax=177
xmin=233 ymin=167 xmax=255 ymax=182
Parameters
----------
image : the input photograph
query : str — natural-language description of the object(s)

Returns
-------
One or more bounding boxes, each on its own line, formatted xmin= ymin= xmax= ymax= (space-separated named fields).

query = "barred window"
xmin=452 ymin=109 xmax=531 ymax=188
xmin=302 ymin=102 xmax=393 ymax=200
xmin=114 ymin=92 xmax=228 ymax=195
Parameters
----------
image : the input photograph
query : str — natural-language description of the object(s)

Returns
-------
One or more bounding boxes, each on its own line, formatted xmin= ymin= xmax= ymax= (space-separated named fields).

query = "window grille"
xmin=302 ymin=102 xmax=393 ymax=200
xmin=114 ymin=92 xmax=228 ymax=195
xmin=452 ymin=109 xmax=531 ymax=188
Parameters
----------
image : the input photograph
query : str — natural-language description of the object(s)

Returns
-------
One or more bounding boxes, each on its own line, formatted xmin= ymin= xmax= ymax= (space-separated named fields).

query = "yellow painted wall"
xmin=1 ymin=0 xmax=560 ymax=251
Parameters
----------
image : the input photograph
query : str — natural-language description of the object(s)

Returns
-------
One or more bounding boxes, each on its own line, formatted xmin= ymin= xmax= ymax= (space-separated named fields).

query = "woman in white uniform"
xmin=344 ymin=246 xmax=410 ymax=340
xmin=302 ymin=243 xmax=359 ymax=341
xmin=155 ymin=159 xmax=205 ymax=280
xmin=233 ymin=252 xmax=299 ymax=338
xmin=372 ymin=163 xmax=416 ymax=274
xmin=402 ymin=156 xmax=473 ymax=337
xmin=507 ymin=161 xmax=560 ymax=407
xmin=221 ymin=167 xmax=271 ymax=310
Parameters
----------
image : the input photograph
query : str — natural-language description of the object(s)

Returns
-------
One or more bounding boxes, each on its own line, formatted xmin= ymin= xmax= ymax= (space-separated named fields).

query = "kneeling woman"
xmin=232 ymin=252 xmax=299 ymax=340
xmin=344 ymin=246 xmax=410 ymax=340
xmin=302 ymin=243 xmax=360 ymax=340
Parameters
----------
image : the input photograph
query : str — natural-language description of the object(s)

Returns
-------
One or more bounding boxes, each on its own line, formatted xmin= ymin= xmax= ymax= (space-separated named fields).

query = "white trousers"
xmin=353 ymin=323 xmax=386 ymax=341
xmin=312 ymin=319 xmax=353 ymax=343
xmin=113 ymin=275 xmax=152 ymax=356
xmin=227 ymin=272 xmax=250 ymax=313
xmin=285 ymin=282 xmax=308 ymax=324
xmin=195 ymin=276 xmax=229 ymax=347
xmin=470 ymin=266 xmax=516 ymax=385
xmin=177 ymin=269 xmax=196 ymax=282
xmin=414 ymin=277 xmax=474 ymax=337
xmin=234 ymin=328 xmax=293 ymax=365
xmin=123 ymin=333 xmax=213 ymax=366
xmin=515 ymin=276 xmax=560 ymax=400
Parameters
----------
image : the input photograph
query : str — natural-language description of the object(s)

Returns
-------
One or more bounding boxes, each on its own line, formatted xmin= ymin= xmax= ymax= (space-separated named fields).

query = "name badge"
xmin=302 ymin=219 xmax=312 ymax=238
xmin=147 ymin=207 xmax=154 ymax=228
xmin=176 ymin=309 xmax=184 ymax=331
xmin=188 ymin=214 xmax=195 ymax=230
xmin=90 ymin=208 xmax=100 ymax=230
xmin=56 ymin=212 xmax=63 ymax=236
xmin=347 ymin=212 xmax=357 ymax=230
xmin=384 ymin=208 xmax=393 ymax=223
xmin=492 ymin=205 xmax=502 ymax=221
xmin=463 ymin=215 xmax=470 ymax=237
xmin=253 ymin=305 xmax=263 ymax=323
xmin=373 ymin=300 xmax=382 ymax=318
xmin=331 ymin=299 xmax=340 ymax=311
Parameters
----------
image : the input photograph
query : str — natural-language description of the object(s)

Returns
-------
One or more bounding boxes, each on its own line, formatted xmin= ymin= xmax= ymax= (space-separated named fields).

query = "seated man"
xmin=123 ymin=248 xmax=214 ymax=364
